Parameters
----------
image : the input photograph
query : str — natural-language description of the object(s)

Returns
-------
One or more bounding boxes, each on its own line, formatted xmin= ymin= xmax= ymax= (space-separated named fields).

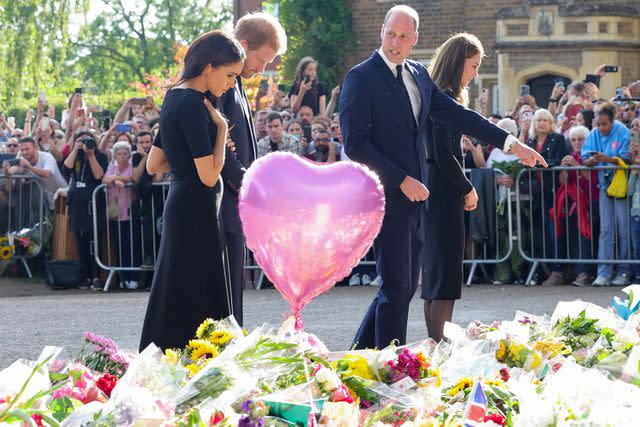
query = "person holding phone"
xmin=581 ymin=102 xmax=632 ymax=287
xmin=289 ymin=57 xmax=328 ymax=117
xmin=139 ymin=30 xmax=245 ymax=351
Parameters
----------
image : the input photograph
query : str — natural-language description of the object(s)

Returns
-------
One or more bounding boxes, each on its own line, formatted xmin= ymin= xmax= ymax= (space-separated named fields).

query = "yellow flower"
xmin=0 ymin=246 xmax=12 ymax=260
xmin=446 ymin=377 xmax=473 ymax=397
xmin=338 ymin=354 xmax=375 ymax=380
xmin=496 ymin=340 xmax=507 ymax=361
xmin=185 ymin=363 xmax=201 ymax=377
xmin=195 ymin=318 xmax=215 ymax=339
xmin=188 ymin=339 xmax=219 ymax=360
xmin=163 ymin=349 xmax=180 ymax=365
xmin=209 ymin=330 xmax=233 ymax=346
xmin=486 ymin=379 xmax=504 ymax=387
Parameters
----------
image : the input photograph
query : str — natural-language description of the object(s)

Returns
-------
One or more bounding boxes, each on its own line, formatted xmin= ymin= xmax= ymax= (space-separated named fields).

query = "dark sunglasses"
xmin=317 ymin=138 xmax=331 ymax=142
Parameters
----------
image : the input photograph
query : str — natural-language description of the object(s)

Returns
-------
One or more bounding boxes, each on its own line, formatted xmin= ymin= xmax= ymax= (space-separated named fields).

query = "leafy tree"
xmin=0 ymin=0 xmax=88 ymax=107
xmin=71 ymin=0 xmax=232 ymax=93
xmin=264 ymin=0 xmax=354 ymax=88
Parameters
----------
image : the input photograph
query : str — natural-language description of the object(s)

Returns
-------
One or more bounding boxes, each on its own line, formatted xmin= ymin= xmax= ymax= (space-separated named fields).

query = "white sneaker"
xmin=592 ymin=276 xmax=610 ymax=287
xmin=370 ymin=275 xmax=382 ymax=287
xmin=361 ymin=274 xmax=372 ymax=286
xmin=348 ymin=273 xmax=361 ymax=286
xmin=126 ymin=281 xmax=139 ymax=290
xmin=611 ymin=273 xmax=630 ymax=286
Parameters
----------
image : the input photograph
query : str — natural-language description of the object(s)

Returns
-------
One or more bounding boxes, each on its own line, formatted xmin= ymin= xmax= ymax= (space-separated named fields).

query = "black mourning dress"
xmin=139 ymin=88 xmax=231 ymax=351
xmin=421 ymin=91 xmax=474 ymax=300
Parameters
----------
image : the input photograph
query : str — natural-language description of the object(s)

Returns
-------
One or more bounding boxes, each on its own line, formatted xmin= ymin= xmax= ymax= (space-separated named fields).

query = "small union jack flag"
xmin=463 ymin=378 xmax=488 ymax=427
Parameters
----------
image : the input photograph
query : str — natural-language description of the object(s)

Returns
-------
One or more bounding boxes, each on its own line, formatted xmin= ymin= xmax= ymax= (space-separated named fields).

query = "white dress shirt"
xmin=378 ymin=49 xmax=421 ymax=125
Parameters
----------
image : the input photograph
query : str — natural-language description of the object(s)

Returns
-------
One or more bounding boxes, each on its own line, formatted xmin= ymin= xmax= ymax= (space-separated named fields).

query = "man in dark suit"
xmin=219 ymin=12 xmax=287 ymax=326
xmin=340 ymin=5 xmax=546 ymax=349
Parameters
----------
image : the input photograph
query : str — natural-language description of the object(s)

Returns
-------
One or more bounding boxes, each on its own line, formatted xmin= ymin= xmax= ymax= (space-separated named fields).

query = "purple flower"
xmin=241 ymin=399 xmax=253 ymax=413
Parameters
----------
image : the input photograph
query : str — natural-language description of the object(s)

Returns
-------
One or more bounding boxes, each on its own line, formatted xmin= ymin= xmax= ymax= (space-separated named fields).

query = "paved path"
xmin=0 ymin=278 xmax=623 ymax=368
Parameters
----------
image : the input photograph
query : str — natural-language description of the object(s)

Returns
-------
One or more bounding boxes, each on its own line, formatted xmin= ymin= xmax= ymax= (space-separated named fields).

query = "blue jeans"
xmin=597 ymin=191 xmax=631 ymax=278
xmin=631 ymin=216 xmax=640 ymax=278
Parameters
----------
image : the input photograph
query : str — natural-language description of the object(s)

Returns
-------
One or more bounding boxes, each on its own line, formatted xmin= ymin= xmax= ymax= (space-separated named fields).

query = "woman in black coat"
xmin=421 ymin=33 xmax=486 ymax=342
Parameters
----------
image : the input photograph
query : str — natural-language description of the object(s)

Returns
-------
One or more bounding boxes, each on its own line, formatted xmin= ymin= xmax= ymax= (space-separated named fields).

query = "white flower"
xmin=316 ymin=366 xmax=341 ymax=391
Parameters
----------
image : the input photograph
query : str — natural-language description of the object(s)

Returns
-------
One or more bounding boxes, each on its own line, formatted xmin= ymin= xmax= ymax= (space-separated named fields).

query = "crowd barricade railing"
xmin=515 ymin=165 xmax=640 ymax=285
xmin=0 ymin=174 xmax=46 ymax=277
xmin=462 ymin=168 xmax=514 ymax=286
xmin=92 ymin=181 xmax=170 ymax=291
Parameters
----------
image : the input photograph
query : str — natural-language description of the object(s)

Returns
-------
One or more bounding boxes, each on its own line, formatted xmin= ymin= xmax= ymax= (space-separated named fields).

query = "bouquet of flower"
xmin=76 ymin=332 xmax=134 ymax=378
xmin=495 ymin=339 xmax=543 ymax=373
xmin=164 ymin=316 xmax=241 ymax=378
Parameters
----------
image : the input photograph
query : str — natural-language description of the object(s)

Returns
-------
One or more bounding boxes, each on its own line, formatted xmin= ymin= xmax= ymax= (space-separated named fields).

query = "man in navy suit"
xmin=340 ymin=5 xmax=546 ymax=349
xmin=219 ymin=12 xmax=287 ymax=326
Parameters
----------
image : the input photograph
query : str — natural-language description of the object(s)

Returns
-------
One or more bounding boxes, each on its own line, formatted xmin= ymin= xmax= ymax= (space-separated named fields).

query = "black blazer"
xmin=425 ymin=90 xmax=473 ymax=198
xmin=219 ymin=77 xmax=258 ymax=235
xmin=525 ymin=132 xmax=570 ymax=167
xmin=340 ymin=51 xmax=509 ymax=207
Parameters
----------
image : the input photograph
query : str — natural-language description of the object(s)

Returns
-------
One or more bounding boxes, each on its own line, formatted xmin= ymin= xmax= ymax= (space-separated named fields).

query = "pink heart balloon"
xmin=239 ymin=152 xmax=385 ymax=322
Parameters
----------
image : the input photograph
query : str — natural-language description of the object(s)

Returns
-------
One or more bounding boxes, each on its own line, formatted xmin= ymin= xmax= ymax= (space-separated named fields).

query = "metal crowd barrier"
xmin=515 ymin=165 xmax=640 ymax=285
xmin=92 ymin=182 xmax=169 ymax=291
xmin=0 ymin=174 xmax=46 ymax=277
xmin=463 ymin=168 xmax=514 ymax=286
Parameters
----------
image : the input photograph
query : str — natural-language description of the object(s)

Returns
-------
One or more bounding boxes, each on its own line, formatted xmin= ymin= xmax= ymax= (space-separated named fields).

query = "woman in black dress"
xmin=421 ymin=33 xmax=485 ymax=342
xmin=139 ymin=30 xmax=245 ymax=351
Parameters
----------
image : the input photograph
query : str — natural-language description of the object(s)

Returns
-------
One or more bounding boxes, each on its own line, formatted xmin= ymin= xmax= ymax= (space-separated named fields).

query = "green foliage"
xmin=73 ymin=0 xmax=232 ymax=93
xmin=265 ymin=0 xmax=354 ymax=88
xmin=0 ymin=0 xmax=232 ymax=114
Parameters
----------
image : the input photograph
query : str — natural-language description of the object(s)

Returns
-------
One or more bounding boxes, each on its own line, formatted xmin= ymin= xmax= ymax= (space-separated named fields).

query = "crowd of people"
xmin=0 ymin=55 xmax=638 ymax=291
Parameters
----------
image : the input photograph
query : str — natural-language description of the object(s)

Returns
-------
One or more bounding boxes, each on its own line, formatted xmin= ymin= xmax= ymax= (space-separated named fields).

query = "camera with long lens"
xmin=80 ymin=136 xmax=96 ymax=150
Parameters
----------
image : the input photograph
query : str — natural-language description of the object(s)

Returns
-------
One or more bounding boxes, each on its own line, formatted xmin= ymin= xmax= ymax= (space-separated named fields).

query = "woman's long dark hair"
xmin=428 ymin=33 xmax=484 ymax=106
xmin=166 ymin=30 xmax=245 ymax=91
xmin=293 ymin=56 xmax=318 ymax=98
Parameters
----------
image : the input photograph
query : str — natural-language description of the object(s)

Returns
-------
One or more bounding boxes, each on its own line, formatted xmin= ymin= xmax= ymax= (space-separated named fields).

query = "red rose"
xmin=210 ymin=410 xmax=225 ymax=425
xmin=484 ymin=413 xmax=506 ymax=425
xmin=499 ymin=367 xmax=510 ymax=382
xmin=96 ymin=373 xmax=117 ymax=397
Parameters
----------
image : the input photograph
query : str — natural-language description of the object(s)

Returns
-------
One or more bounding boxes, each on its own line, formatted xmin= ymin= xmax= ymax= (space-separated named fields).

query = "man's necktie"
xmin=396 ymin=64 xmax=417 ymax=130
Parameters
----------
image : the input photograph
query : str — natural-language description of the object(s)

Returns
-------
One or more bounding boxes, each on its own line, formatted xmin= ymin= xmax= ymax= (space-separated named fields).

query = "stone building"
xmin=235 ymin=0 xmax=640 ymax=114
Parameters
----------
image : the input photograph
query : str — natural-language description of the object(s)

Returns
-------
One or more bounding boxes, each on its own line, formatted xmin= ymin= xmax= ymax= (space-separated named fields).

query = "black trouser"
xmin=226 ymin=231 xmax=245 ymax=326
xmin=75 ymin=231 xmax=98 ymax=281
xmin=353 ymin=200 xmax=425 ymax=349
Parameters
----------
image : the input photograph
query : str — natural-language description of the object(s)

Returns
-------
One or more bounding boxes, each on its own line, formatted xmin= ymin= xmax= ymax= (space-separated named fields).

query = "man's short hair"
xmin=18 ymin=137 xmax=36 ymax=145
xmin=315 ymin=129 xmax=330 ymax=140
xmin=136 ymin=130 xmax=153 ymax=142
xmin=266 ymin=111 xmax=282 ymax=124
xmin=383 ymin=5 xmax=419 ymax=31
xmin=235 ymin=12 xmax=287 ymax=55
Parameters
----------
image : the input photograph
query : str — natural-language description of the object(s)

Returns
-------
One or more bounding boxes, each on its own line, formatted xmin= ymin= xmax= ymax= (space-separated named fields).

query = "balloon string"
xmin=294 ymin=313 xmax=305 ymax=332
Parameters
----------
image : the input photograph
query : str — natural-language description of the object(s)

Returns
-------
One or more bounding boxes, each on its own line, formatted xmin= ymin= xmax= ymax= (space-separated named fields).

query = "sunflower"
xmin=496 ymin=340 xmax=507 ymax=361
xmin=185 ymin=363 xmax=201 ymax=378
xmin=188 ymin=339 xmax=219 ymax=360
xmin=0 ymin=246 xmax=13 ymax=260
xmin=195 ymin=318 xmax=216 ymax=339
xmin=209 ymin=330 xmax=234 ymax=346
xmin=446 ymin=377 xmax=473 ymax=397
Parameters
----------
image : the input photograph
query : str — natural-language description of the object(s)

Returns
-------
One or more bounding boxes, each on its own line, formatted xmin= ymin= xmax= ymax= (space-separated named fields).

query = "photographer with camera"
xmin=62 ymin=130 xmax=109 ymax=290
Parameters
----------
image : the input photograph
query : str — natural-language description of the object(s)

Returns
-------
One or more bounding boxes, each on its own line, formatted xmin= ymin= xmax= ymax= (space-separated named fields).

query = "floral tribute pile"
xmin=2 ymin=292 xmax=640 ymax=427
